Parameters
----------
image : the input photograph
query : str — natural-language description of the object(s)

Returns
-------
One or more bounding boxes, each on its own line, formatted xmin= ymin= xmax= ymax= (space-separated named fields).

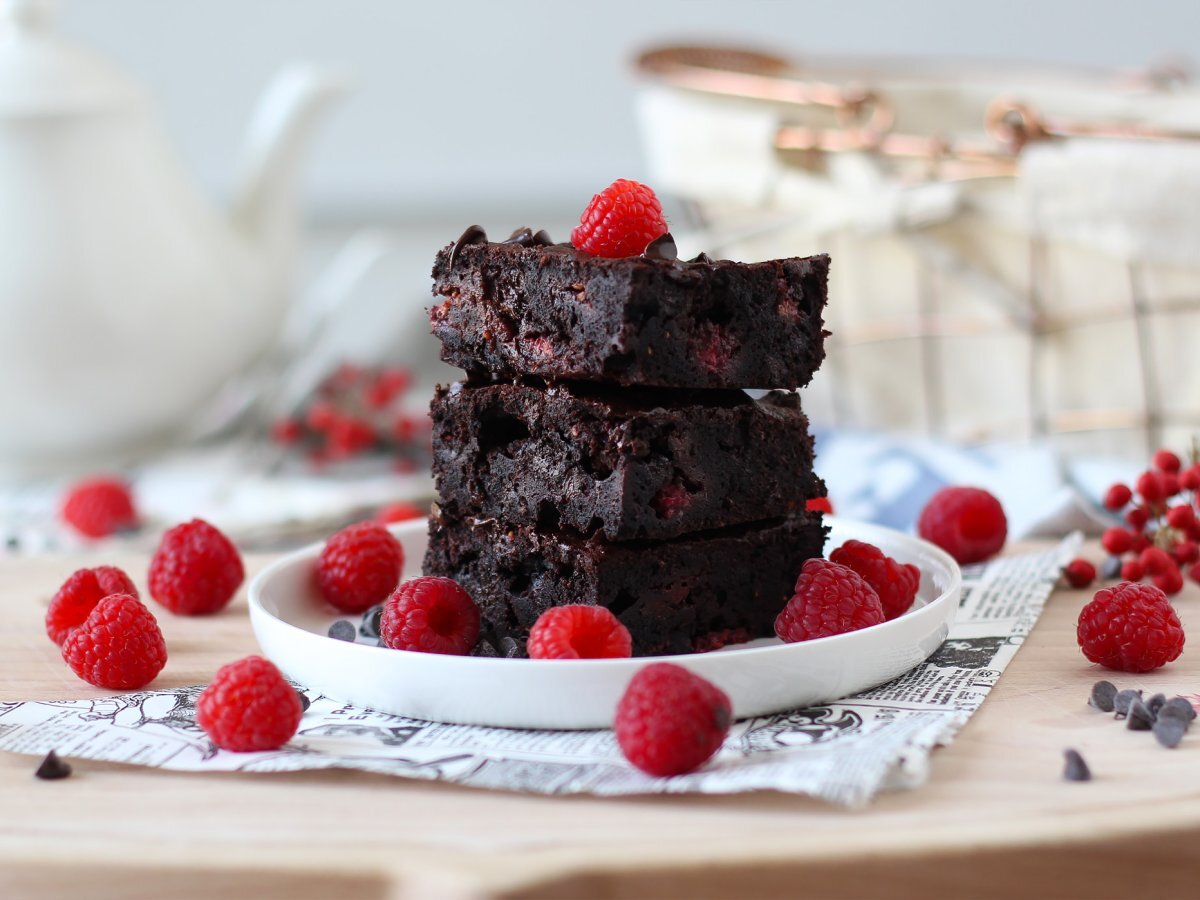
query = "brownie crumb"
xmin=35 ymin=750 xmax=72 ymax=780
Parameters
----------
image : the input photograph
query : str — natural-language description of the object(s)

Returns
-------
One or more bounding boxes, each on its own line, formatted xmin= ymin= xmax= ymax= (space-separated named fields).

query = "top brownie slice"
xmin=430 ymin=234 xmax=828 ymax=389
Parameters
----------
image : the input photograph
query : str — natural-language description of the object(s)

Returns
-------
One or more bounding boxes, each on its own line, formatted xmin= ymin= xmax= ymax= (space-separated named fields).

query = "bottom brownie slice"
xmin=423 ymin=512 xmax=828 ymax=656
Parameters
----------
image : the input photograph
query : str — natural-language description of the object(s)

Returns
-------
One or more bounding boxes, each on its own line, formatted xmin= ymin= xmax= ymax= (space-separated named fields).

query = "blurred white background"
xmin=58 ymin=0 xmax=1200 ymax=224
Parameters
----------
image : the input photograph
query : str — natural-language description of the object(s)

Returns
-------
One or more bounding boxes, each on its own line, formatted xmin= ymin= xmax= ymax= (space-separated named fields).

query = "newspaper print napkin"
xmin=0 ymin=537 xmax=1077 ymax=807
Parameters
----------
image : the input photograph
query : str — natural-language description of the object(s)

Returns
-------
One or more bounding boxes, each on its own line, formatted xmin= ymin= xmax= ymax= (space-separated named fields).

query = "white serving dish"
xmin=248 ymin=517 xmax=961 ymax=729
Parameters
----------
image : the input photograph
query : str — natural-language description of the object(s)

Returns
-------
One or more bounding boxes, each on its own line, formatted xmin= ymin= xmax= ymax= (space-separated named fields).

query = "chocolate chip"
xmin=1159 ymin=697 xmax=1197 ymax=725
xmin=1100 ymin=555 xmax=1122 ymax=579
xmin=448 ymin=224 xmax=487 ymax=269
xmin=296 ymin=690 xmax=312 ymax=713
xmin=1153 ymin=718 xmax=1187 ymax=748
xmin=1126 ymin=698 xmax=1155 ymax=731
xmin=531 ymin=229 xmax=554 ymax=246
xmin=1113 ymin=688 xmax=1142 ymax=718
xmin=1146 ymin=693 xmax=1167 ymax=717
xmin=642 ymin=232 xmax=678 ymax=261
xmin=1089 ymin=680 xmax=1118 ymax=713
xmin=500 ymin=636 xmax=526 ymax=658
xmin=327 ymin=619 xmax=357 ymax=642
xmin=503 ymin=227 xmax=535 ymax=246
xmin=35 ymin=751 xmax=72 ymax=780
xmin=689 ymin=251 xmax=714 ymax=264
xmin=471 ymin=639 xmax=498 ymax=658
xmin=1062 ymin=748 xmax=1091 ymax=781
xmin=360 ymin=604 xmax=384 ymax=639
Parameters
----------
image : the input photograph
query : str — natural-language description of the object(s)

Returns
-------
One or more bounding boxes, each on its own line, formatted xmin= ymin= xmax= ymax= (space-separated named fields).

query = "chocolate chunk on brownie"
xmin=432 ymin=379 xmax=823 ymax=541
xmin=430 ymin=236 xmax=828 ymax=389
xmin=424 ymin=512 xmax=828 ymax=656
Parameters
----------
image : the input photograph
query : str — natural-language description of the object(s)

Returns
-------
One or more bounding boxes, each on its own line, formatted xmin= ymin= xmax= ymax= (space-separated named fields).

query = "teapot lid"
xmin=0 ymin=0 xmax=145 ymax=116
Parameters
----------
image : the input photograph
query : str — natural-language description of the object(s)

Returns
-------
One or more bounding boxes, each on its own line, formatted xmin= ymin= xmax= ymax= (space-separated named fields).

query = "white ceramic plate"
xmin=248 ymin=517 xmax=962 ymax=729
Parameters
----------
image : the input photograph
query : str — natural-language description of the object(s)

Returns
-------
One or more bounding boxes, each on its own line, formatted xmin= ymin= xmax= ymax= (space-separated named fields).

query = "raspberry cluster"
xmin=1099 ymin=446 xmax=1200 ymax=595
xmin=270 ymin=363 xmax=430 ymax=470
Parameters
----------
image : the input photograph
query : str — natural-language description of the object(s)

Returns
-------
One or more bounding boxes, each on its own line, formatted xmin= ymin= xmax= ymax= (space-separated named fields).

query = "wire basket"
xmin=633 ymin=45 xmax=1200 ymax=461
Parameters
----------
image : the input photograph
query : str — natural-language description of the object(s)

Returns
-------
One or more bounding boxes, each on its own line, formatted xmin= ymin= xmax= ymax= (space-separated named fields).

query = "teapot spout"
xmin=231 ymin=64 xmax=349 ymax=268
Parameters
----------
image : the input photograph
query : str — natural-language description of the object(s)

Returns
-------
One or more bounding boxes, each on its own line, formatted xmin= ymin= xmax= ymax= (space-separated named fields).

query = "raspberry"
xmin=828 ymin=540 xmax=920 ymax=620
xmin=374 ymin=502 xmax=425 ymax=525
xmin=806 ymin=496 xmax=834 ymax=515
xmin=1121 ymin=559 xmax=1145 ymax=581
xmin=570 ymin=179 xmax=668 ymax=258
xmin=381 ymin=576 xmax=480 ymax=655
xmin=315 ymin=521 xmax=404 ymax=614
xmin=527 ymin=605 xmax=633 ymax=659
xmin=1182 ymin=464 xmax=1200 ymax=492
xmin=1155 ymin=565 xmax=1184 ymax=596
xmin=916 ymin=486 xmax=1007 ymax=564
xmin=1125 ymin=507 xmax=1150 ymax=531
xmin=61 ymin=593 xmax=167 ymax=689
xmin=775 ymin=558 xmax=884 ymax=642
xmin=1174 ymin=540 xmax=1200 ymax=564
xmin=1101 ymin=527 xmax=1135 ymax=556
xmin=1154 ymin=449 xmax=1182 ymax=473
xmin=60 ymin=476 xmax=137 ymax=538
xmin=1139 ymin=546 xmax=1174 ymax=577
xmin=148 ymin=519 xmax=244 ymax=615
xmin=1189 ymin=561 xmax=1200 ymax=585
xmin=1077 ymin=581 xmax=1184 ymax=673
xmin=1161 ymin=472 xmax=1181 ymax=498
xmin=1167 ymin=505 xmax=1196 ymax=530
xmin=270 ymin=417 xmax=304 ymax=444
xmin=45 ymin=565 xmax=139 ymax=645
xmin=195 ymin=656 xmax=303 ymax=752
xmin=1062 ymin=558 xmax=1096 ymax=589
xmin=1137 ymin=471 xmax=1165 ymax=503
xmin=1103 ymin=483 xmax=1133 ymax=511
xmin=614 ymin=662 xmax=731 ymax=777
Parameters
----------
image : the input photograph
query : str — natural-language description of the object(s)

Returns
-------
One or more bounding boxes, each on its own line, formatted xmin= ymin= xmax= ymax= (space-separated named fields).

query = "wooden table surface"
xmin=2 ymin=544 xmax=1199 ymax=900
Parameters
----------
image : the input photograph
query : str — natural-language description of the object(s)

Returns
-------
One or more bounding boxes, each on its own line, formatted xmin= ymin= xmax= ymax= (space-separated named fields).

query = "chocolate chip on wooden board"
xmin=35 ymin=750 xmax=72 ymax=780
xmin=1088 ymin=680 xmax=1118 ymax=713
xmin=1062 ymin=748 xmax=1091 ymax=782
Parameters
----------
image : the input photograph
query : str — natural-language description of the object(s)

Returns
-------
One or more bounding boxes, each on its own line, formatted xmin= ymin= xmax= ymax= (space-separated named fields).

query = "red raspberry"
xmin=381 ymin=577 xmax=480 ymax=655
xmin=1161 ymin=472 xmax=1181 ymax=498
xmin=148 ymin=519 xmax=244 ymax=616
xmin=1181 ymin=465 xmax=1200 ymax=492
xmin=1139 ymin=546 xmax=1174 ymax=577
xmin=1167 ymin=505 xmax=1196 ymax=530
xmin=614 ymin=662 xmax=731 ymax=777
xmin=60 ymin=476 xmax=138 ymax=538
xmin=45 ymin=565 xmax=139 ymax=646
xmin=1173 ymin=540 xmax=1200 ymax=564
xmin=374 ymin=502 xmax=425 ymax=525
xmin=1189 ymin=561 xmax=1200 ymax=585
xmin=195 ymin=656 xmax=303 ymax=752
xmin=570 ymin=179 xmax=668 ymax=258
xmin=916 ymin=486 xmax=1007 ymax=564
xmin=1103 ymin=483 xmax=1132 ymax=511
xmin=1121 ymin=559 xmax=1145 ymax=582
xmin=828 ymin=540 xmax=920 ymax=620
xmin=315 ymin=521 xmax=404 ymax=614
xmin=1154 ymin=449 xmax=1182 ymax=474
xmin=1125 ymin=507 xmax=1150 ymax=531
xmin=1137 ymin=471 xmax=1165 ymax=503
xmin=1062 ymin=558 xmax=1096 ymax=589
xmin=270 ymin=417 xmax=304 ymax=444
xmin=1101 ymin=527 xmax=1134 ymax=556
xmin=806 ymin=496 xmax=834 ymax=515
xmin=61 ymin=593 xmax=167 ymax=689
xmin=527 ymin=605 xmax=633 ymax=659
xmin=775 ymin=559 xmax=884 ymax=643
xmin=1155 ymin=564 xmax=1184 ymax=596
xmin=1077 ymin=581 xmax=1184 ymax=673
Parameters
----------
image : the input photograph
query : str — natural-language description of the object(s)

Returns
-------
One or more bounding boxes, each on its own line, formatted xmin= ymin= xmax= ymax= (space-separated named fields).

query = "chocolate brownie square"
xmin=432 ymin=379 xmax=823 ymax=541
xmin=430 ymin=236 xmax=828 ymax=390
xmin=423 ymin=512 xmax=828 ymax=656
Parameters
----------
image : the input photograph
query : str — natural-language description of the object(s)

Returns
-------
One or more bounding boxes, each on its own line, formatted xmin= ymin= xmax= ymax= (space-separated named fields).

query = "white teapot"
xmin=0 ymin=0 xmax=348 ymax=470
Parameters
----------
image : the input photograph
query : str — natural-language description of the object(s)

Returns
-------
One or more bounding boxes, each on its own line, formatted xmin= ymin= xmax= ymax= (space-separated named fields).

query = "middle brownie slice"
xmin=432 ymin=378 xmax=823 ymax=542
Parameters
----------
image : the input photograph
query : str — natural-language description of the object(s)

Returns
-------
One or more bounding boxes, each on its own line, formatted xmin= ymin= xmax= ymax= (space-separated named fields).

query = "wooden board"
xmin=1 ymin=544 xmax=1199 ymax=899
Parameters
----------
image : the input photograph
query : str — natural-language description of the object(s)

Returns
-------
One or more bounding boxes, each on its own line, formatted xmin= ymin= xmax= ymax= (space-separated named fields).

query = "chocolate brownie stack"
xmin=424 ymin=227 xmax=830 ymax=655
